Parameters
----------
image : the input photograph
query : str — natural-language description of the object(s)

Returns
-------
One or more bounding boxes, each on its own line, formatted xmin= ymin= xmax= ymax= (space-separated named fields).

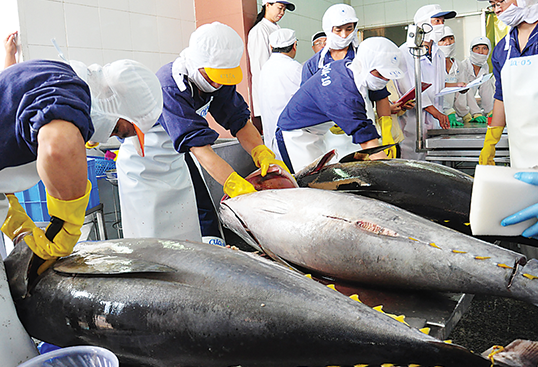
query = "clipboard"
xmin=396 ymin=82 xmax=432 ymax=104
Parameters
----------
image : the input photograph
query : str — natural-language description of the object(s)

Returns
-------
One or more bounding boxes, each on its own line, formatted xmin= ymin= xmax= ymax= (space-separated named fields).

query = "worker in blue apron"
xmin=117 ymin=22 xmax=289 ymax=246
xmin=478 ymin=0 xmax=538 ymax=169
xmin=276 ymin=37 xmax=405 ymax=173
xmin=0 ymin=59 xmax=162 ymax=367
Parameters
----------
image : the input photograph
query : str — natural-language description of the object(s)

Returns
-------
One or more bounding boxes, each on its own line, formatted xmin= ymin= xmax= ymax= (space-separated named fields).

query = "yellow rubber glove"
xmin=478 ymin=126 xmax=504 ymax=166
xmin=85 ymin=141 xmax=99 ymax=149
xmin=329 ymin=124 xmax=345 ymax=135
xmin=251 ymin=145 xmax=291 ymax=176
xmin=1 ymin=181 xmax=91 ymax=261
xmin=462 ymin=112 xmax=473 ymax=124
xmin=223 ymin=172 xmax=257 ymax=198
xmin=379 ymin=116 xmax=397 ymax=159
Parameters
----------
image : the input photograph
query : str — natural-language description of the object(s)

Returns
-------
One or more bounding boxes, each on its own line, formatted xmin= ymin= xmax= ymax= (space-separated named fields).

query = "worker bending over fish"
xmin=0 ymin=58 xmax=163 ymax=366
xmin=117 ymin=22 xmax=289 ymax=245
xmin=276 ymin=37 xmax=404 ymax=173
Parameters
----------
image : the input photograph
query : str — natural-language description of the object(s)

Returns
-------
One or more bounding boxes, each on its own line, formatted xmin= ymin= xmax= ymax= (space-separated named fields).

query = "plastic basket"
xmin=15 ymin=158 xmax=100 ymax=222
xmin=88 ymin=156 xmax=116 ymax=179
xmin=17 ymin=346 xmax=118 ymax=367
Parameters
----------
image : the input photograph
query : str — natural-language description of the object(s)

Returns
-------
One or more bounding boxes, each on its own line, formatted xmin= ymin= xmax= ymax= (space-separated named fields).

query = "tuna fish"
xmin=219 ymin=188 xmax=538 ymax=307
xmin=4 ymin=238 xmax=503 ymax=367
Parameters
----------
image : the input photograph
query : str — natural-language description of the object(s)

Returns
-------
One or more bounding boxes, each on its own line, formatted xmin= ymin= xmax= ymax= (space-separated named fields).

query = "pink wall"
xmin=194 ymin=0 xmax=258 ymax=138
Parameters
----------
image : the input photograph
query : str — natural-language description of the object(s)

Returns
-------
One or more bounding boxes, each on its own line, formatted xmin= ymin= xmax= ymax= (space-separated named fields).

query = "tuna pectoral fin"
xmin=339 ymin=144 xmax=396 ymax=163
xmin=483 ymin=339 xmax=538 ymax=367
xmin=54 ymin=254 xmax=176 ymax=275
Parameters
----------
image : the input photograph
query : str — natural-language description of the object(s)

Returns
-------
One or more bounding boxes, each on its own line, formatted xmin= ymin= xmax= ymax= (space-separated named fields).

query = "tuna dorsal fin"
xmin=54 ymin=254 xmax=176 ymax=275
xmin=339 ymin=144 xmax=396 ymax=163
xmin=294 ymin=150 xmax=337 ymax=179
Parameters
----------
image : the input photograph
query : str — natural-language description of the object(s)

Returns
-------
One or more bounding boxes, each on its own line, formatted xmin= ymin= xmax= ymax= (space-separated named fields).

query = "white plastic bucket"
xmin=17 ymin=346 xmax=118 ymax=367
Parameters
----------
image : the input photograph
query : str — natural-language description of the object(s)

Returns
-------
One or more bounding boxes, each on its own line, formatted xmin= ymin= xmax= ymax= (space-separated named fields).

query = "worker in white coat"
xmin=117 ymin=22 xmax=289 ymax=245
xmin=0 ymin=59 xmax=162 ymax=367
xmin=478 ymin=0 xmax=538 ymax=168
xmin=247 ymin=0 xmax=295 ymax=124
xmin=395 ymin=4 xmax=456 ymax=160
xmin=259 ymin=29 xmax=302 ymax=160
xmin=276 ymin=37 xmax=404 ymax=173
xmin=437 ymin=26 xmax=468 ymax=127
xmin=460 ymin=36 xmax=495 ymax=124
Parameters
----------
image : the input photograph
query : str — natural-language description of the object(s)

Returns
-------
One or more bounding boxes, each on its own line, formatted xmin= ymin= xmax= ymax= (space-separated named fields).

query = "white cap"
xmin=262 ymin=0 xmax=295 ymax=11
xmin=185 ymin=22 xmax=244 ymax=85
xmin=322 ymin=4 xmax=359 ymax=32
xmin=470 ymin=36 xmax=492 ymax=55
xmin=440 ymin=25 xmax=455 ymax=41
xmin=269 ymin=28 xmax=296 ymax=48
xmin=71 ymin=59 xmax=163 ymax=157
xmin=354 ymin=37 xmax=405 ymax=80
xmin=414 ymin=4 xmax=456 ymax=26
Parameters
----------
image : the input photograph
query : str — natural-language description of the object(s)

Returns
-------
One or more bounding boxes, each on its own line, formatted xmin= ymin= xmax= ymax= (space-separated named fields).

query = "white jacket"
xmin=443 ymin=57 xmax=468 ymax=117
xmin=460 ymin=58 xmax=495 ymax=116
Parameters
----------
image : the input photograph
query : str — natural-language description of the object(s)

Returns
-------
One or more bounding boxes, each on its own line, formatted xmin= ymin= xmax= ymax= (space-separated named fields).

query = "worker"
xmin=302 ymin=4 xmax=359 ymax=84
xmin=502 ymin=172 xmax=538 ymax=239
xmin=460 ymin=36 xmax=495 ymax=125
xmin=276 ymin=37 xmax=404 ymax=173
xmin=117 ymin=22 xmax=289 ymax=245
xmin=259 ymin=28 xmax=302 ymax=160
xmin=3 ymin=31 xmax=18 ymax=69
xmin=478 ymin=0 xmax=538 ymax=168
xmin=395 ymin=4 xmax=456 ymax=160
xmin=436 ymin=26 xmax=468 ymax=127
xmin=311 ymin=31 xmax=327 ymax=54
xmin=0 ymin=58 xmax=162 ymax=367
xmin=247 ymin=0 xmax=295 ymax=131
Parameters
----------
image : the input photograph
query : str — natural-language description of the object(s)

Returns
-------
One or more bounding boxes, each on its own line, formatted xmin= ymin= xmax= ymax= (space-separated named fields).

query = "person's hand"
xmin=456 ymin=82 xmax=469 ymax=94
xmin=478 ymin=126 xmax=504 ymax=165
xmin=223 ymin=172 xmax=257 ymax=198
xmin=471 ymin=114 xmax=488 ymax=124
xmin=389 ymin=101 xmax=403 ymax=115
xmin=462 ymin=112 xmax=473 ymax=124
xmin=401 ymin=100 xmax=415 ymax=111
xmin=251 ymin=145 xmax=290 ymax=176
xmin=501 ymin=172 xmax=538 ymax=238
xmin=448 ymin=113 xmax=463 ymax=127
xmin=4 ymin=31 xmax=17 ymax=56
xmin=427 ymin=108 xmax=450 ymax=129
xmin=378 ymin=116 xmax=397 ymax=158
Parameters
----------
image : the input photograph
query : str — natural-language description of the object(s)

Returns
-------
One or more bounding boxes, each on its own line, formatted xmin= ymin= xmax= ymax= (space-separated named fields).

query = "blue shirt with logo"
xmin=301 ymin=46 xmax=356 ymax=85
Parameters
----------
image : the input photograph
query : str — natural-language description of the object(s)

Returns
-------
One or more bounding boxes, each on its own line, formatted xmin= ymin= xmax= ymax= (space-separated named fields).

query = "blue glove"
xmin=501 ymin=172 xmax=538 ymax=238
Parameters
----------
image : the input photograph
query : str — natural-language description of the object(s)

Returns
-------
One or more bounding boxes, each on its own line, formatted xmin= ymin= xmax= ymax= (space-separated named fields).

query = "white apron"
xmin=117 ymin=124 xmax=202 ymax=242
xmin=0 ymin=163 xmax=41 ymax=367
xmin=501 ymin=42 xmax=538 ymax=168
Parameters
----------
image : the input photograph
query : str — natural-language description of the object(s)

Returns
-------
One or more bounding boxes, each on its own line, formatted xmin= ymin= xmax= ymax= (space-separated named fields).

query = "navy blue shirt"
xmin=278 ymin=60 xmax=388 ymax=145
xmin=0 ymin=60 xmax=93 ymax=170
xmin=156 ymin=62 xmax=251 ymax=153
xmin=492 ymin=24 xmax=538 ymax=101
xmin=301 ymin=46 xmax=356 ymax=85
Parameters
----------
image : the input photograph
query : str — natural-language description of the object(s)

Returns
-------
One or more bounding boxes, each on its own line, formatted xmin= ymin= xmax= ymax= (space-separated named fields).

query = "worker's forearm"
xmin=375 ymin=97 xmax=391 ymax=117
xmin=489 ymin=99 xmax=506 ymax=128
xmin=190 ymin=145 xmax=235 ymax=186
xmin=236 ymin=120 xmax=264 ymax=154
xmin=37 ymin=120 xmax=87 ymax=200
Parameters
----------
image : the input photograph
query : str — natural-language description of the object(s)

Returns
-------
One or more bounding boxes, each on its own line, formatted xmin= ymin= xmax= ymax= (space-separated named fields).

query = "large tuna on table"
xmin=219 ymin=188 xmax=538 ymax=306
xmin=4 ymin=238 xmax=503 ymax=367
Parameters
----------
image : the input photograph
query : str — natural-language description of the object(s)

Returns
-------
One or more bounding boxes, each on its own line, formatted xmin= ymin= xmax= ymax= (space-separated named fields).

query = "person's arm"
xmin=424 ymin=105 xmax=449 ymax=129
xmin=236 ymin=120 xmax=264 ymax=154
xmin=190 ymin=145 xmax=235 ymax=186
xmin=4 ymin=31 xmax=18 ymax=69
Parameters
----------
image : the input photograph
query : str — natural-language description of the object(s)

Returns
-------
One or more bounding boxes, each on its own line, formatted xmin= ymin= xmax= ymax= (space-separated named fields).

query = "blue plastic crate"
xmin=15 ymin=158 xmax=100 ymax=222
xmin=88 ymin=156 xmax=116 ymax=179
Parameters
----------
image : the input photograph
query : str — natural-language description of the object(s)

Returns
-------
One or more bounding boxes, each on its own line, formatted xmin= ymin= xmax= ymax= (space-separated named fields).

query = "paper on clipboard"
xmin=396 ymin=82 xmax=432 ymax=104
xmin=436 ymin=73 xmax=493 ymax=97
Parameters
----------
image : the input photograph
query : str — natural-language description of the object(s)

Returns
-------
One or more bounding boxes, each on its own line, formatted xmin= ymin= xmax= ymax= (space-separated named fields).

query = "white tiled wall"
xmin=1 ymin=0 xmax=195 ymax=72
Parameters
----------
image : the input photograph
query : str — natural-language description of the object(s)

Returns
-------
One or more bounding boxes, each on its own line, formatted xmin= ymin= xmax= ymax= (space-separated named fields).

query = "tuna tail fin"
xmin=482 ymin=339 xmax=538 ymax=367
xmin=294 ymin=150 xmax=336 ymax=179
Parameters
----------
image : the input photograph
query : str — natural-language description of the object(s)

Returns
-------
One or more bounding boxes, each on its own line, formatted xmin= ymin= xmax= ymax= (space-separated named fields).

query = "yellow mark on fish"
xmin=420 ymin=327 xmax=431 ymax=335
xmin=409 ymin=237 xmax=419 ymax=242
xmin=488 ymin=345 xmax=504 ymax=365
xmin=429 ymin=243 xmax=441 ymax=249
xmin=523 ymin=273 xmax=538 ymax=280
xmin=355 ymin=221 xmax=398 ymax=236
xmin=444 ymin=220 xmax=450 ymax=223
xmin=349 ymin=294 xmax=362 ymax=303
xmin=327 ymin=284 xmax=337 ymax=291
xmin=475 ymin=256 xmax=491 ymax=260
xmin=305 ymin=274 xmax=312 ymax=279
xmin=444 ymin=340 xmax=453 ymax=344
xmin=452 ymin=250 xmax=467 ymax=254
xmin=381 ymin=364 xmax=395 ymax=367
xmin=354 ymin=365 xmax=369 ymax=367
xmin=373 ymin=305 xmax=384 ymax=313
xmin=498 ymin=264 xmax=513 ymax=269
xmin=464 ymin=222 xmax=470 ymax=226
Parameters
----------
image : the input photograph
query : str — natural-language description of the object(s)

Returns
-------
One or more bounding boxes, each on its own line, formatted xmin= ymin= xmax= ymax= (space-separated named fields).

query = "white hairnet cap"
xmin=470 ymin=36 xmax=492 ymax=54
xmin=262 ymin=0 xmax=295 ymax=11
xmin=186 ymin=22 xmax=244 ymax=85
xmin=269 ymin=28 xmax=297 ymax=48
xmin=72 ymin=59 xmax=163 ymax=157
xmin=322 ymin=4 xmax=358 ymax=33
xmin=353 ymin=37 xmax=405 ymax=80
xmin=440 ymin=25 xmax=455 ymax=40
xmin=414 ymin=4 xmax=456 ymax=26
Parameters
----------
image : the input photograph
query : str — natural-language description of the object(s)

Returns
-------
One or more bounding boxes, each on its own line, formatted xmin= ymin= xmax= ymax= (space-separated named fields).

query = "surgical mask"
xmin=365 ymin=72 xmax=388 ymax=91
xmin=429 ymin=24 xmax=445 ymax=43
xmin=326 ymin=29 xmax=356 ymax=50
xmin=470 ymin=51 xmax=488 ymax=66
xmin=189 ymin=69 xmax=222 ymax=94
xmin=439 ymin=44 xmax=456 ymax=58
xmin=498 ymin=4 xmax=527 ymax=27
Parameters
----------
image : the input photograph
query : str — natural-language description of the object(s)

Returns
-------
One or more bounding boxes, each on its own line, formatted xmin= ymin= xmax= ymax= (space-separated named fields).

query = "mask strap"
xmin=51 ymin=38 xmax=69 ymax=63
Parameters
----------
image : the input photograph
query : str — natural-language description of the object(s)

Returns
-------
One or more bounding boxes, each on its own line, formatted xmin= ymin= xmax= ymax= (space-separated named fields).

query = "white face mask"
xmin=189 ymin=69 xmax=221 ymax=93
xmin=326 ymin=29 xmax=356 ymax=50
xmin=498 ymin=4 xmax=527 ymax=27
xmin=423 ymin=24 xmax=444 ymax=43
xmin=365 ymin=72 xmax=388 ymax=91
xmin=470 ymin=51 xmax=489 ymax=66
xmin=89 ymin=105 xmax=119 ymax=143
xmin=438 ymin=43 xmax=456 ymax=58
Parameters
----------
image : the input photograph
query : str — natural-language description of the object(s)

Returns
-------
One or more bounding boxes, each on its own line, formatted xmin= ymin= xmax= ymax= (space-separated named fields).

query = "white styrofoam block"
xmin=470 ymin=165 xmax=538 ymax=236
